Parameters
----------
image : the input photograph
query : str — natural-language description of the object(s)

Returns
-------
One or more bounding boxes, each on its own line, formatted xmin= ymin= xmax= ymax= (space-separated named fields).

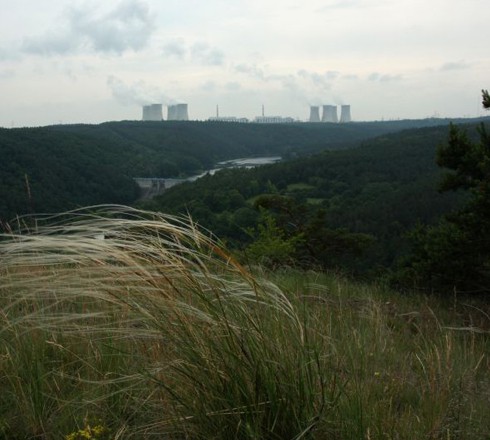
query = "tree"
xmin=401 ymin=90 xmax=490 ymax=293
xmin=483 ymin=89 xmax=490 ymax=109
xmin=248 ymin=194 xmax=373 ymax=271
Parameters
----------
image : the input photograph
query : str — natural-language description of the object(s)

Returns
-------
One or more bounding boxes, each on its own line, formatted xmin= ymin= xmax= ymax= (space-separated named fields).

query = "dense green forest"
xmin=1 ymin=117 xmax=474 ymax=221
xmin=49 ymin=117 xmax=475 ymax=169
xmin=0 ymin=127 xmax=140 ymax=221
xmin=142 ymin=122 xmax=490 ymax=275
xmin=1 ymin=116 xmax=489 ymax=289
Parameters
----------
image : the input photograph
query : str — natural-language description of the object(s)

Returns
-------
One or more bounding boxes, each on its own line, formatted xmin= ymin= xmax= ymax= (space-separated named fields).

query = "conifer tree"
xmin=403 ymin=90 xmax=490 ymax=293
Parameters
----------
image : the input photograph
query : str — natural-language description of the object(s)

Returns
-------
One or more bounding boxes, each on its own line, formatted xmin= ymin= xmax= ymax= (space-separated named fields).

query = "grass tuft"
xmin=0 ymin=206 xmax=488 ymax=439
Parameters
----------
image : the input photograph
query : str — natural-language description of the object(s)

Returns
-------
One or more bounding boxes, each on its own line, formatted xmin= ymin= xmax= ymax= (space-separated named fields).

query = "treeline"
xmin=48 ymin=118 xmax=484 ymax=176
xmin=1 ymin=117 xmax=471 ymax=221
xmin=0 ymin=127 xmax=140 ymax=222
xmin=142 ymin=122 xmax=489 ymax=276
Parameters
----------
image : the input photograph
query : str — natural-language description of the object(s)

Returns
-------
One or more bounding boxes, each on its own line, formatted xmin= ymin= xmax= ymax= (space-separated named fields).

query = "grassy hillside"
xmin=1 ymin=206 xmax=488 ymax=439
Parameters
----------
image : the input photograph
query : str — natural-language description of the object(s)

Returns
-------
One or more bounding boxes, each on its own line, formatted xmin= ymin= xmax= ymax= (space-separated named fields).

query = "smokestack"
xmin=309 ymin=106 xmax=320 ymax=122
xmin=167 ymin=103 xmax=189 ymax=121
xmin=321 ymin=105 xmax=338 ymax=123
xmin=339 ymin=105 xmax=352 ymax=123
xmin=142 ymin=104 xmax=163 ymax=121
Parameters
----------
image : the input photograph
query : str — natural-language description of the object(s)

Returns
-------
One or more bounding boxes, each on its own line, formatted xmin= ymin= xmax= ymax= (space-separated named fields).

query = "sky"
xmin=0 ymin=0 xmax=489 ymax=127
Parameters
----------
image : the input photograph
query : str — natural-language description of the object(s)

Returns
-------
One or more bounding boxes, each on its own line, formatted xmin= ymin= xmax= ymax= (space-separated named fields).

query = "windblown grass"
xmin=0 ymin=206 xmax=332 ymax=439
xmin=0 ymin=206 xmax=488 ymax=439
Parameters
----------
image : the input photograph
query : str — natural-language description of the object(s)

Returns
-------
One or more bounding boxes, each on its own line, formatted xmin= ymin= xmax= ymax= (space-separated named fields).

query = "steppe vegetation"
xmin=1 ymin=206 xmax=488 ymax=439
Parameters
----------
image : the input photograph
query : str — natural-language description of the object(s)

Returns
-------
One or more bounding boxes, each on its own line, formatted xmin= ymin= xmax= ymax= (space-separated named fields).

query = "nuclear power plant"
xmin=339 ymin=105 xmax=352 ymax=123
xmin=141 ymin=103 xmax=189 ymax=121
xmin=142 ymin=104 xmax=163 ymax=121
xmin=309 ymin=106 xmax=321 ymax=122
xmin=321 ymin=105 xmax=338 ymax=123
xmin=309 ymin=104 xmax=352 ymax=123
xmin=167 ymin=104 xmax=189 ymax=121
xmin=140 ymin=102 xmax=351 ymax=124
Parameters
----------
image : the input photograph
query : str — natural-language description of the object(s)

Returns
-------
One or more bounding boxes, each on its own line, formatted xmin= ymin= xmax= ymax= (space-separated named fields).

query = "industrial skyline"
xmin=144 ymin=103 xmax=352 ymax=123
xmin=0 ymin=1 xmax=488 ymax=127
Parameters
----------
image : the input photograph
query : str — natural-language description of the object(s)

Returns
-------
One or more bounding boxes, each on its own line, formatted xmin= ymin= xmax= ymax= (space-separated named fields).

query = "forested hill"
xmin=0 ymin=127 xmax=141 ymax=222
xmin=1 ymin=116 xmax=487 ymax=222
xmin=143 ymin=121 xmax=490 ymax=272
xmin=48 ymin=118 xmax=482 ymax=166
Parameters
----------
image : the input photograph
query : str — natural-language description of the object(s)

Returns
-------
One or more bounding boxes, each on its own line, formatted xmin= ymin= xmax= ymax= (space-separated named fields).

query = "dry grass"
xmin=0 ymin=206 xmax=489 ymax=439
xmin=0 ymin=206 xmax=330 ymax=439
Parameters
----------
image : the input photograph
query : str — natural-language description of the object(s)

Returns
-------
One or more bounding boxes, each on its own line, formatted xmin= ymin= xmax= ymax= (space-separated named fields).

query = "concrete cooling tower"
xmin=321 ymin=105 xmax=338 ymax=123
xmin=309 ymin=106 xmax=320 ymax=122
xmin=142 ymin=104 xmax=163 ymax=121
xmin=167 ymin=104 xmax=189 ymax=121
xmin=339 ymin=105 xmax=352 ymax=123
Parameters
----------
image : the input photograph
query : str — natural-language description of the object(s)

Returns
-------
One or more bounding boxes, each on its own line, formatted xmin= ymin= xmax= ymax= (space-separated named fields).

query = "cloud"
xmin=234 ymin=65 xmax=345 ymax=103
xmin=225 ymin=82 xmax=241 ymax=91
xmin=297 ymin=69 xmax=338 ymax=89
xmin=316 ymin=0 xmax=365 ymax=12
xmin=439 ymin=60 xmax=471 ymax=71
xmin=107 ymin=75 xmax=176 ymax=106
xmin=368 ymin=72 xmax=403 ymax=82
xmin=200 ymin=80 xmax=216 ymax=92
xmin=234 ymin=63 xmax=266 ymax=80
xmin=162 ymin=39 xmax=187 ymax=59
xmin=0 ymin=69 xmax=15 ymax=79
xmin=191 ymin=43 xmax=225 ymax=66
xmin=0 ymin=46 xmax=20 ymax=61
xmin=22 ymin=0 xmax=155 ymax=56
xmin=162 ymin=40 xmax=225 ymax=66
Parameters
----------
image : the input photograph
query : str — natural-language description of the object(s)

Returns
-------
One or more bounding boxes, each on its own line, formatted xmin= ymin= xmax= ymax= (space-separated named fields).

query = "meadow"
xmin=0 ymin=206 xmax=488 ymax=439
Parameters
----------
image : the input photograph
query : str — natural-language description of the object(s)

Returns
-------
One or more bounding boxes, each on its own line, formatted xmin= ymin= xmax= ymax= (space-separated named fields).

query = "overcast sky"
xmin=0 ymin=0 xmax=488 ymax=127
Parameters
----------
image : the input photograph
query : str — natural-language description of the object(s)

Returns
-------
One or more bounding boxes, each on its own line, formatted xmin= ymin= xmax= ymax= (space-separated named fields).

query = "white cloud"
xmin=162 ymin=40 xmax=226 ymax=66
xmin=107 ymin=75 xmax=176 ymax=106
xmin=21 ymin=0 xmax=155 ymax=56
xmin=367 ymin=72 xmax=403 ymax=82
xmin=439 ymin=61 xmax=471 ymax=72
xmin=190 ymin=43 xmax=225 ymax=66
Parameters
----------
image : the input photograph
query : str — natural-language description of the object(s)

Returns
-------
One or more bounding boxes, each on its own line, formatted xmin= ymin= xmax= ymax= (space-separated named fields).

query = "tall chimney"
xmin=309 ymin=106 xmax=320 ymax=122
xmin=339 ymin=105 xmax=352 ymax=123
xmin=321 ymin=105 xmax=338 ymax=123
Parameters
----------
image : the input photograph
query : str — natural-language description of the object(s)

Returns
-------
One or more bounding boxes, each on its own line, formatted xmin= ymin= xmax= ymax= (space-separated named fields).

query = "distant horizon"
xmin=4 ymin=113 xmax=490 ymax=130
xmin=1 ymin=1 xmax=488 ymax=128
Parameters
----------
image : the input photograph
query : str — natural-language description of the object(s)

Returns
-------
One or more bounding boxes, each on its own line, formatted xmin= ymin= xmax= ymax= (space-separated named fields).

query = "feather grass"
xmin=0 ymin=205 xmax=331 ymax=439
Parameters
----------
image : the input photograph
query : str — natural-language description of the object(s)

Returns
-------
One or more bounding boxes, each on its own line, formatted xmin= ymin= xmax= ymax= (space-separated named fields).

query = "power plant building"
xmin=254 ymin=116 xmax=295 ymax=124
xmin=167 ymin=104 xmax=189 ymax=121
xmin=339 ymin=105 xmax=352 ymax=123
xmin=142 ymin=104 xmax=163 ymax=121
xmin=309 ymin=106 xmax=321 ymax=122
xmin=321 ymin=105 xmax=338 ymax=123
xmin=208 ymin=116 xmax=249 ymax=123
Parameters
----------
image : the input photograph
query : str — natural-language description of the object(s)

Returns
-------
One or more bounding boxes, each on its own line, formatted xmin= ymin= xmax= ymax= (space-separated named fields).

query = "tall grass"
xmin=0 ymin=206 xmax=488 ymax=439
xmin=0 ymin=206 xmax=333 ymax=439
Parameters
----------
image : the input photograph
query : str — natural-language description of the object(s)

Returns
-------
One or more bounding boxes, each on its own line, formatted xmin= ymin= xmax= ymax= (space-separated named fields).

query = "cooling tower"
xmin=167 ymin=105 xmax=176 ymax=120
xmin=167 ymin=103 xmax=189 ymax=121
xmin=309 ymin=106 xmax=320 ymax=122
xmin=142 ymin=104 xmax=163 ymax=121
xmin=339 ymin=105 xmax=352 ymax=123
xmin=321 ymin=105 xmax=338 ymax=123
